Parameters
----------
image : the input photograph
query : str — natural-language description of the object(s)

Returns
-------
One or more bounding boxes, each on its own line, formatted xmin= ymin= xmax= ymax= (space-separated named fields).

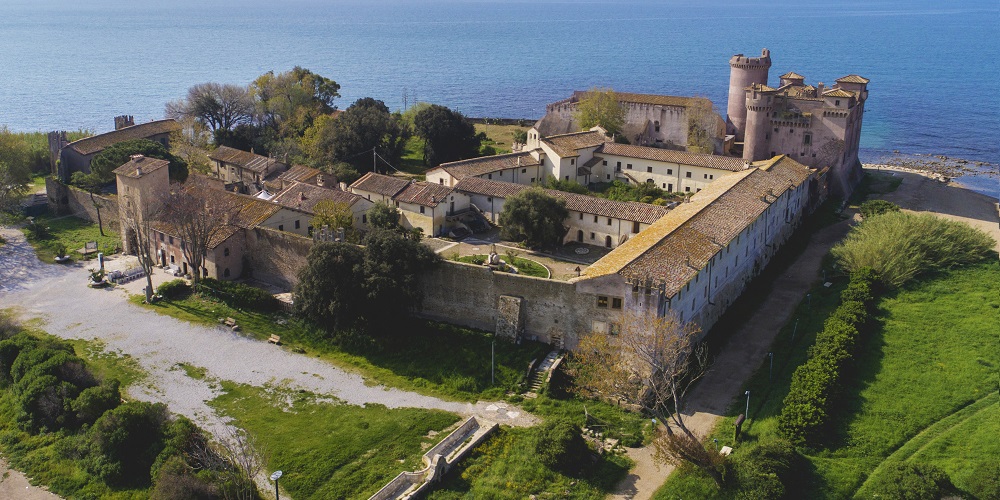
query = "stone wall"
xmin=243 ymin=227 xmax=312 ymax=289
xmin=419 ymin=261 xmax=604 ymax=349
xmin=45 ymin=177 xmax=120 ymax=233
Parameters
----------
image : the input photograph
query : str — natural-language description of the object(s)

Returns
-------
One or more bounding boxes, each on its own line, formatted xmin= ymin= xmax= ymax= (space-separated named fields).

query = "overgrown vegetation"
xmin=198 ymin=277 xmax=279 ymax=313
xmin=657 ymin=262 xmax=1000 ymax=498
xmin=592 ymin=180 xmax=682 ymax=205
xmin=831 ymin=211 xmax=995 ymax=286
xmin=0 ymin=314 xmax=249 ymax=498
xmin=498 ymin=187 xmax=569 ymax=248
xmin=455 ymin=254 xmax=549 ymax=278
xmin=0 ymin=128 xmax=89 ymax=213
xmin=857 ymin=199 xmax=899 ymax=219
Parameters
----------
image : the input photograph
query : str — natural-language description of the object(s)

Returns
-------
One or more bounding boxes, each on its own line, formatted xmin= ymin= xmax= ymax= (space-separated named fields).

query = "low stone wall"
xmin=368 ymin=416 xmax=497 ymax=500
xmin=45 ymin=177 xmax=119 ymax=232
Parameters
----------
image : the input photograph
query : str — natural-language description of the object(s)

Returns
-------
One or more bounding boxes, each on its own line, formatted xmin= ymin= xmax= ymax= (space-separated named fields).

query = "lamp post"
xmin=491 ymin=337 xmax=495 ymax=386
xmin=768 ymin=352 xmax=774 ymax=382
xmin=744 ymin=390 xmax=751 ymax=419
xmin=270 ymin=470 xmax=283 ymax=500
xmin=713 ymin=438 xmax=719 ymax=451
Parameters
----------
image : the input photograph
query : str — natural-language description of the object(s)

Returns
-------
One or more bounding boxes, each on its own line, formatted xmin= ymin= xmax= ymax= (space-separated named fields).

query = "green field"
xmin=208 ymin=381 xmax=460 ymax=499
xmin=22 ymin=215 xmax=119 ymax=263
xmin=655 ymin=262 xmax=1000 ymax=498
xmin=456 ymin=254 xmax=550 ymax=278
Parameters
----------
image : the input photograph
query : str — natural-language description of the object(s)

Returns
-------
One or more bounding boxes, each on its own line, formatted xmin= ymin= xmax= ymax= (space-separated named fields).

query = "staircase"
xmin=524 ymin=350 xmax=561 ymax=398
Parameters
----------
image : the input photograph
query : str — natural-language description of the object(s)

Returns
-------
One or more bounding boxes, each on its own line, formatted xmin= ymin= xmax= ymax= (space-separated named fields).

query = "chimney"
xmin=298 ymin=191 xmax=305 ymax=201
xmin=316 ymin=174 xmax=325 ymax=187
xmin=817 ymin=82 xmax=825 ymax=94
xmin=135 ymin=166 xmax=142 ymax=176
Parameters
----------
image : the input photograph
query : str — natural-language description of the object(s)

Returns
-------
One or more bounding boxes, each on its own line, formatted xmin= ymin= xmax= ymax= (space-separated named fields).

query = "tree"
xmin=497 ymin=187 xmax=568 ymax=248
xmin=573 ymin=312 xmax=724 ymax=486
xmin=367 ymin=201 xmax=401 ymax=231
xmin=686 ymin=99 xmax=720 ymax=154
xmin=86 ymin=401 xmax=171 ymax=486
xmin=359 ymin=229 xmax=439 ymax=329
xmin=413 ymin=104 xmax=481 ymax=167
xmin=159 ymin=177 xmax=242 ymax=286
xmin=251 ymin=67 xmax=340 ymax=141
xmin=311 ymin=200 xmax=356 ymax=241
xmin=534 ymin=418 xmax=591 ymax=473
xmin=119 ymin=187 xmax=160 ymax=302
xmin=90 ymin=139 xmax=188 ymax=184
xmin=574 ymin=88 xmax=626 ymax=138
xmin=165 ymin=82 xmax=254 ymax=134
xmin=324 ymin=162 xmax=361 ymax=185
xmin=302 ymin=98 xmax=410 ymax=172
xmin=294 ymin=242 xmax=365 ymax=332
xmin=0 ymin=160 xmax=32 ymax=214
xmin=70 ymin=171 xmax=108 ymax=235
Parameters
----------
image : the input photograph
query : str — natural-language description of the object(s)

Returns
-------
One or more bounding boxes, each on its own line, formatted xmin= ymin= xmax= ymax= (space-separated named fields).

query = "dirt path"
xmin=611 ymin=170 xmax=1000 ymax=499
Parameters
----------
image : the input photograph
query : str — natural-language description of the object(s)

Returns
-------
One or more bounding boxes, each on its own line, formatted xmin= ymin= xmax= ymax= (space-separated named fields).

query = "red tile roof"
xmin=113 ymin=155 xmax=169 ymax=178
xmin=67 ymin=119 xmax=181 ymax=156
xmin=432 ymin=152 xmax=541 ymax=180
xmin=394 ymin=182 xmax=454 ymax=208
xmin=598 ymin=143 xmax=748 ymax=172
xmin=349 ymin=172 xmax=411 ymax=198
xmin=271 ymin=182 xmax=362 ymax=214
xmin=277 ymin=164 xmax=322 ymax=185
xmin=541 ymin=130 xmax=607 ymax=157
xmin=209 ymin=146 xmax=281 ymax=174
xmin=836 ymin=74 xmax=870 ymax=84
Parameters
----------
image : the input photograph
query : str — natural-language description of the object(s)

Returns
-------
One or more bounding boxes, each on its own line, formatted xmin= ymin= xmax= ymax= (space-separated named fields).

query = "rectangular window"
xmin=611 ymin=297 xmax=623 ymax=310
xmin=168 ymin=236 xmax=174 ymax=245
xmin=647 ymin=166 xmax=652 ymax=173
xmin=295 ymin=220 xmax=300 ymax=229
xmin=803 ymin=134 xmax=812 ymax=145
xmin=522 ymin=168 xmax=527 ymax=173
xmin=607 ymin=174 xmax=611 ymax=180
xmin=704 ymin=174 xmax=708 ymax=179
xmin=626 ymin=163 xmax=632 ymax=170
xmin=362 ymin=214 xmax=367 ymax=223
xmin=487 ymin=197 xmax=492 ymax=202
xmin=685 ymin=172 xmax=692 ymax=178
xmin=602 ymin=160 xmax=607 ymax=166
xmin=278 ymin=224 xmax=284 ymax=231
xmin=488 ymin=174 xmax=492 ymax=179
xmin=420 ymin=206 xmax=425 ymax=214
xmin=607 ymin=218 xmax=612 ymax=226
xmin=590 ymin=232 xmax=595 ymax=240
xmin=594 ymin=215 xmax=598 ymax=223
xmin=685 ymin=186 xmax=691 ymax=192
xmin=667 ymin=168 xmax=673 ymax=175
xmin=570 ymin=159 xmax=575 ymax=165
xmin=616 ymin=161 xmax=621 ymax=169
xmin=668 ymin=183 xmax=673 ymax=191
xmin=530 ymin=177 xmax=536 ymax=183
xmin=565 ymin=176 xmax=570 ymax=181
xmin=597 ymin=296 xmax=609 ymax=308
xmin=632 ymin=221 xmax=640 ymax=233
xmin=159 ymin=233 xmax=164 ymax=242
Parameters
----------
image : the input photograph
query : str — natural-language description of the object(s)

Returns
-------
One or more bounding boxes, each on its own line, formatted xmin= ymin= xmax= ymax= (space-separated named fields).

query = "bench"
xmin=222 ymin=317 xmax=239 ymax=331
xmin=267 ymin=335 xmax=281 ymax=345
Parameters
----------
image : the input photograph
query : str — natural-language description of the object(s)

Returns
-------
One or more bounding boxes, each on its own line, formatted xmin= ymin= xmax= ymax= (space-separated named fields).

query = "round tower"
xmin=727 ymin=48 xmax=771 ymax=141
xmin=743 ymin=84 xmax=775 ymax=162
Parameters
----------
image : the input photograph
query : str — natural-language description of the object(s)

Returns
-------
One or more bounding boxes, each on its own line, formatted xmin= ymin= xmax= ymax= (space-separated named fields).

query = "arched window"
xmin=605 ymin=235 xmax=613 ymax=248
xmin=224 ymin=268 xmax=231 ymax=278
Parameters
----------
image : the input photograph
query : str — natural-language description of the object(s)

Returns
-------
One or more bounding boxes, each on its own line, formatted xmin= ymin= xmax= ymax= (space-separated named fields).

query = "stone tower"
xmin=743 ymin=84 xmax=776 ymax=162
xmin=727 ymin=48 xmax=771 ymax=141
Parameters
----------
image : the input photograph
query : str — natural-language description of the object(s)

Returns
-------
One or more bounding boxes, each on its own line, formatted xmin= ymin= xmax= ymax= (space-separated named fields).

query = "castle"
xmin=535 ymin=49 xmax=868 ymax=197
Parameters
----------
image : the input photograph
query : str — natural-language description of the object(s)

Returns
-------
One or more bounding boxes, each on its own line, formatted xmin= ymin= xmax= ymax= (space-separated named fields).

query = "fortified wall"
xmin=244 ymin=227 xmax=312 ymax=290
xmin=45 ymin=178 xmax=120 ymax=233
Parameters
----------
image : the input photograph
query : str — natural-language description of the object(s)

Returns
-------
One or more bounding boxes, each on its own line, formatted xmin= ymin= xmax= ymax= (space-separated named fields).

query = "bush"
xmin=867 ymin=463 xmax=952 ymax=500
xmin=859 ymin=199 xmax=900 ymax=219
xmin=778 ymin=269 xmax=879 ymax=445
xmin=198 ymin=278 xmax=277 ymax=313
xmin=832 ymin=211 xmax=994 ymax=287
xmin=150 ymin=455 xmax=218 ymax=500
xmin=730 ymin=439 xmax=806 ymax=499
xmin=966 ymin=460 xmax=1000 ymax=500
xmin=71 ymin=379 xmax=121 ymax=427
xmin=156 ymin=279 xmax=190 ymax=300
xmin=533 ymin=418 xmax=591 ymax=474
xmin=86 ymin=401 xmax=171 ymax=486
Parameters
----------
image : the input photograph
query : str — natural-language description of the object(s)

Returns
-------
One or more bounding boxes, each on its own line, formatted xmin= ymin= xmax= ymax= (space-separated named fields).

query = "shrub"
xmin=966 ymin=460 xmax=1000 ymax=500
xmin=832 ymin=211 xmax=994 ymax=287
xmin=156 ymin=279 xmax=190 ymax=300
xmin=86 ymin=401 xmax=171 ymax=486
xmin=534 ymin=418 xmax=591 ymax=474
xmin=71 ymin=379 xmax=121 ymax=427
xmin=198 ymin=278 xmax=278 ymax=312
xmin=859 ymin=199 xmax=900 ymax=219
xmin=731 ymin=439 xmax=805 ymax=499
xmin=778 ymin=269 xmax=879 ymax=445
xmin=867 ymin=463 xmax=952 ymax=500
xmin=150 ymin=455 xmax=218 ymax=500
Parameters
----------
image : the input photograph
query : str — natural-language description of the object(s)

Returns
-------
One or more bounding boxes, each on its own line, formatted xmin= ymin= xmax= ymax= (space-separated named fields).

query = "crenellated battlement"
xmin=729 ymin=48 xmax=771 ymax=69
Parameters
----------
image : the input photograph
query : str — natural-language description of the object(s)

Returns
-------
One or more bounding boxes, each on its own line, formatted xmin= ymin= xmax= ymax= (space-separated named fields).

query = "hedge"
xmin=778 ymin=269 xmax=880 ymax=446
xmin=197 ymin=278 xmax=278 ymax=313
xmin=155 ymin=279 xmax=189 ymax=300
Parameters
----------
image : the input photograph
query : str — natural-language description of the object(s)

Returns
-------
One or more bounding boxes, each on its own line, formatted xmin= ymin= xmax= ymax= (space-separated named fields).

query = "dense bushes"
xmin=156 ymin=279 xmax=190 ymax=300
xmin=533 ymin=418 xmax=591 ymax=474
xmin=867 ymin=463 xmax=953 ymax=500
xmin=729 ymin=439 xmax=806 ymax=500
xmin=832 ymin=211 xmax=994 ymax=287
xmin=198 ymin=277 xmax=278 ymax=312
xmin=778 ymin=269 xmax=879 ymax=445
xmin=858 ymin=199 xmax=899 ymax=219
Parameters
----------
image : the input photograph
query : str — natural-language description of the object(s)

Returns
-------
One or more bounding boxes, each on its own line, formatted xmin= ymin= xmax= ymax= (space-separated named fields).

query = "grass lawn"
xmin=428 ymin=425 xmax=632 ymax=500
xmin=132 ymin=292 xmax=550 ymax=402
xmin=22 ymin=215 xmax=119 ymax=263
xmin=655 ymin=262 xmax=1000 ymax=498
xmin=399 ymin=136 xmax=428 ymax=175
xmin=455 ymin=254 xmax=550 ymax=278
xmin=474 ymin=123 xmax=526 ymax=155
xmin=848 ymin=171 xmax=903 ymax=206
xmin=208 ymin=381 xmax=460 ymax=499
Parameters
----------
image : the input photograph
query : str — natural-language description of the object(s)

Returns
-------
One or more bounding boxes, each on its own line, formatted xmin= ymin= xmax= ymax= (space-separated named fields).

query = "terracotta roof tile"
xmin=272 ymin=182 xmax=361 ymax=214
xmin=394 ymin=182 xmax=454 ymax=207
xmin=585 ymin=156 xmax=813 ymax=296
xmin=747 ymin=83 xmax=777 ymax=92
xmin=542 ymin=130 xmax=607 ymax=157
xmin=112 ymin=155 xmax=169 ymax=178
xmin=349 ymin=172 xmax=411 ymax=197
xmin=780 ymin=72 xmax=805 ymax=80
xmin=598 ymin=143 xmax=748 ymax=172
xmin=823 ymin=88 xmax=855 ymax=98
xmin=574 ymin=91 xmax=712 ymax=109
xmin=277 ymin=164 xmax=322 ymax=185
xmin=209 ymin=146 xmax=281 ymax=174
xmin=454 ymin=177 xmax=668 ymax=225
xmin=432 ymin=152 xmax=541 ymax=180
xmin=67 ymin=119 xmax=181 ymax=156
xmin=836 ymin=74 xmax=870 ymax=84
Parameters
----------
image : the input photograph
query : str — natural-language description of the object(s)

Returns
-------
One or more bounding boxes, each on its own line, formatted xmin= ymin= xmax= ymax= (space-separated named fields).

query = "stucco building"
xmin=50 ymin=117 xmax=181 ymax=182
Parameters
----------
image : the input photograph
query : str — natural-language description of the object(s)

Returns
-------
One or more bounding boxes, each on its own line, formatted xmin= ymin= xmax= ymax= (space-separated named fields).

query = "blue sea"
xmin=1 ymin=0 xmax=997 ymax=197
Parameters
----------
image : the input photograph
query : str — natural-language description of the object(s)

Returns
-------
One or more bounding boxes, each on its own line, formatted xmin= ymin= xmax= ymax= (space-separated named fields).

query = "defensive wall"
xmin=244 ymin=227 xmax=311 ymax=290
xmin=45 ymin=177 xmax=120 ymax=233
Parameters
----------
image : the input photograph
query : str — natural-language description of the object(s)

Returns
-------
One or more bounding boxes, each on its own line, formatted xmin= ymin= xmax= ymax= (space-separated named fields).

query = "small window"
xmin=607 ymin=218 xmax=612 ymax=226
xmin=224 ymin=268 xmax=230 ymax=278
xmin=487 ymin=197 xmax=493 ymax=202
xmin=602 ymin=160 xmax=607 ymax=166
xmin=168 ymin=236 xmax=174 ymax=245
xmin=704 ymin=174 xmax=709 ymax=179
xmin=685 ymin=172 xmax=692 ymax=178
xmin=170 ymin=255 xmax=175 ymax=264
xmin=803 ymin=134 xmax=812 ymax=145
xmin=607 ymin=174 xmax=611 ymax=180
xmin=646 ymin=178 xmax=654 ymax=184
xmin=771 ymin=151 xmax=776 ymax=156
xmin=278 ymin=225 xmax=284 ymax=231
xmin=295 ymin=220 xmax=300 ymax=229
xmin=774 ymin=127 xmax=779 ymax=133
xmin=611 ymin=297 xmax=623 ymax=310
xmin=597 ymin=296 xmax=609 ymax=308
xmin=789 ymin=129 xmax=794 ymax=134
xmin=488 ymin=174 xmax=492 ymax=179
xmin=530 ymin=178 xmax=536 ymax=183
xmin=632 ymin=221 xmax=640 ymax=233
xmin=579 ymin=213 xmax=583 ymax=220
xmin=667 ymin=169 xmax=673 ymax=175
xmin=570 ymin=159 xmax=575 ymax=165
xmin=362 ymin=214 xmax=367 ymax=223
xmin=646 ymin=166 xmax=652 ymax=173
xmin=668 ymin=183 xmax=673 ymax=191
xmin=420 ymin=206 xmax=425 ymax=214
xmin=685 ymin=186 xmax=691 ymax=192
xmin=709 ymin=175 xmax=714 ymax=180
xmin=594 ymin=215 xmax=598 ymax=223
xmin=654 ymin=120 xmax=660 ymax=132
xmin=590 ymin=232 xmax=595 ymax=240
xmin=522 ymin=168 xmax=527 ymax=173
xmin=439 ymin=178 xmax=444 ymax=184
xmin=159 ymin=233 xmax=164 ymax=242
xmin=565 ymin=176 xmax=569 ymax=181
xmin=616 ymin=161 xmax=621 ymax=169
xmin=835 ymin=99 xmax=841 ymax=106
xmin=224 ymin=247 xmax=230 ymax=257
xmin=626 ymin=163 xmax=632 ymax=170
xmin=812 ymin=153 xmax=817 ymax=157
xmin=662 ymin=183 xmax=667 ymax=188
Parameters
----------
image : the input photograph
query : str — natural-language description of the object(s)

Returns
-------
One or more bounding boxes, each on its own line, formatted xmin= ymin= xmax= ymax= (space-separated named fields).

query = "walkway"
xmin=0 ymin=227 xmax=536 ymax=447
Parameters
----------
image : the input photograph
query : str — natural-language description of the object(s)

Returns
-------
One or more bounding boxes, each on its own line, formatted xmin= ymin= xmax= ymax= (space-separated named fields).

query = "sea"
xmin=1 ymin=0 xmax=997 ymax=198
